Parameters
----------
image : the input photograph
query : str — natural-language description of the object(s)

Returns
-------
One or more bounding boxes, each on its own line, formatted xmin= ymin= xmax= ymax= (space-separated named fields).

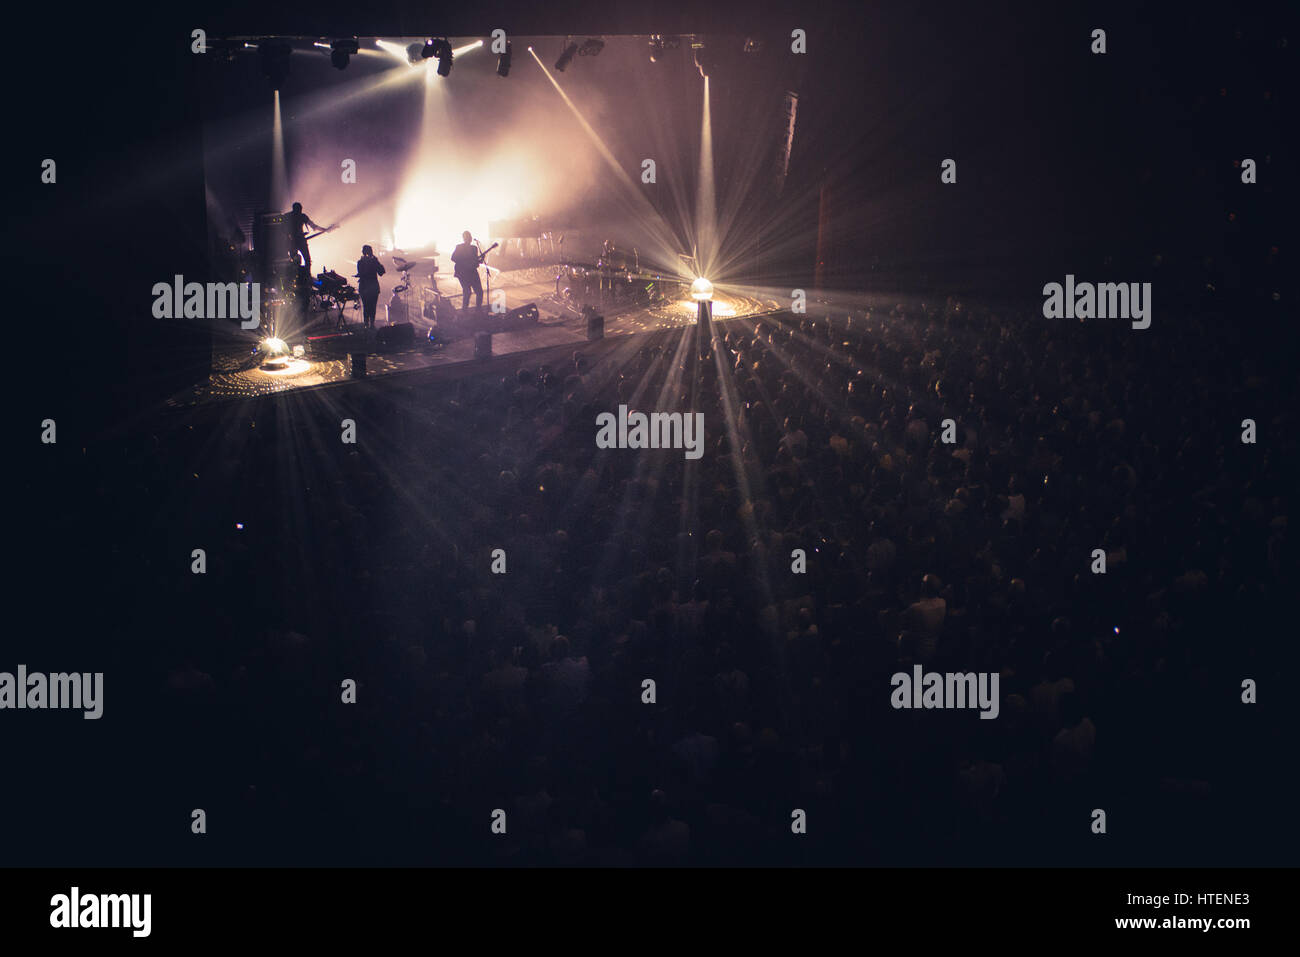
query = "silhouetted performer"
xmin=287 ymin=202 xmax=331 ymax=271
xmin=451 ymin=231 xmax=484 ymax=311
xmin=356 ymin=245 xmax=385 ymax=329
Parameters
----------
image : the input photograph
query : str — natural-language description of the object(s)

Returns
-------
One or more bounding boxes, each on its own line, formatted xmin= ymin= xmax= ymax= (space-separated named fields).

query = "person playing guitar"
xmin=287 ymin=202 xmax=336 ymax=271
xmin=451 ymin=230 xmax=491 ymax=312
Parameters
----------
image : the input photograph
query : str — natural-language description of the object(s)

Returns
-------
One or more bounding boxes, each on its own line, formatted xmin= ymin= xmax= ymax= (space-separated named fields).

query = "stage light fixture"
xmin=258 ymin=38 xmax=292 ymax=88
xmin=497 ymin=40 xmax=512 ymax=76
xmin=691 ymin=277 xmax=714 ymax=301
xmin=555 ymin=40 xmax=578 ymax=72
xmin=648 ymin=37 xmax=664 ymax=62
xmin=407 ymin=42 xmax=425 ymax=64
xmin=434 ymin=39 xmax=454 ymax=76
xmin=743 ymin=37 xmax=763 ymax=53
xmin=420 ymin=38 xmax=437 ymax=59
xmin=579 ymin=38 xmax=605 ymax=57
xmin=330 ymin=38 xmax=358 ymax=70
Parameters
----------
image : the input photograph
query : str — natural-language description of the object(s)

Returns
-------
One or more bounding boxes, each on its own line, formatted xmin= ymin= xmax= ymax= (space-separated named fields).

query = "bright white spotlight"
xmin=375 ymin=39 xmax=410 ymax=63
xmin=690 ymin=277 xmax=714 ymax=301
xmin=263 ymin=337 xmax=288 ymax=354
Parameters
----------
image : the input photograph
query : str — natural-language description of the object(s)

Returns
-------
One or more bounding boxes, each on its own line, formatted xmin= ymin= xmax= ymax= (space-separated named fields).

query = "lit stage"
xmin=164 ymin=265 xmax=783 ymax=409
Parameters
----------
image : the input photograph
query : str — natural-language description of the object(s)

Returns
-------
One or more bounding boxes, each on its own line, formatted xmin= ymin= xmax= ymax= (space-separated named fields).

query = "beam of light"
xmin=590 ymin=324 xmax=698 ymax=589
xmin=709 ymin=333 xmax=779 ymax=631
xmin=375 ymin=39 xmax=411 ymax=63
xmin=695 ymin=76 xmax=718 ymax=280
xmin=270 ymin=90 xmax=287 ymax=210
xmin=390 ymin=53 xmax=520 ymax=256
xmin=527 ymin=46 xmax=686 ymax=278
xmin=173 ymin=56 xmax=427 ymax=231
xmin=376 ymin=37 xmax=482 ymax=67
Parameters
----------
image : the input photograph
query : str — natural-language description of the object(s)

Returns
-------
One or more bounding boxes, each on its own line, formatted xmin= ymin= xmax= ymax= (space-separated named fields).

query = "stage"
xmin=164 ymin=264 xmax=783 ymax=410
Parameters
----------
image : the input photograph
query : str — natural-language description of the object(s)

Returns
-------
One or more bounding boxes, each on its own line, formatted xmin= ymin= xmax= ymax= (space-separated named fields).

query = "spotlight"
xmin=420 ymin=38 xmax=437 ymax=59
xmin=330 ymin=38 xmax=358 ymax=70
xmin=258 ymin=38 xmax=292 ymax=88
xmin=743 ymin=37 xmax=763 ymax=53
xmin=579 ymin=37 xmax=605 ymax=57
xmin=690 ymin=277 xmax=714 ymax=301
xmin=497 ymin=40 xmax=512 ymax=77
xmin=555 ymin=40 xmax=578 ymax=72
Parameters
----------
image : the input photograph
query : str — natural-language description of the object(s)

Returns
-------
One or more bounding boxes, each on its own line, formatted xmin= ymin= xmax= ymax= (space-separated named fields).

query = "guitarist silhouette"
xmin=451 ymin=230 xmax=486 ymax=311
xmin=287 ymin=202 xmax=335 ymax=271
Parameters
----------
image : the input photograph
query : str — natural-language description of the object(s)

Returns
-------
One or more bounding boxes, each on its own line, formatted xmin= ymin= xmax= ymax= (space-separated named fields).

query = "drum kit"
xmin=553 ymin=240 xmax=675 ymax=310
xmin=305 ymin=252 xmax=443 ymax=329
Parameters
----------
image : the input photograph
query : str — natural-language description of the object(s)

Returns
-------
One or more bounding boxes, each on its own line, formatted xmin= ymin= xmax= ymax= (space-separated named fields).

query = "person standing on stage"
xmin=451 ymin=230 xmax=484 ymax=312
xmin=287 ymin=201 xmax=332 ymax=271
xmin=355 ymin=245 xmax=386 ymax=329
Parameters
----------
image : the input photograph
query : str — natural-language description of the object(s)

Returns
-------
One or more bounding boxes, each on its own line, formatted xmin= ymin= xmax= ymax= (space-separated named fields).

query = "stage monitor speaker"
xmin=377 ymin=322 xmax=415 ymax=349
xmin=474 ymin=331 xmax=493 ymax=359
xmin=505 ymin=302 xmax=541 ymax=323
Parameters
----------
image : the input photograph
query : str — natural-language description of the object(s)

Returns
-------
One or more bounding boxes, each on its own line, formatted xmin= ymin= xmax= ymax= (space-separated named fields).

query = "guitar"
xmin=305 ymin=224 xmax=339 ymax=241
xmin=454 ymin=242 xmax=499 ymax=278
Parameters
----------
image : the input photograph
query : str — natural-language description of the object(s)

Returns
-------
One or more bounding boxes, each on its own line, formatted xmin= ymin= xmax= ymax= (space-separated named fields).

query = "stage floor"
xmin=164 ymin=266 xmax=782 ymax=409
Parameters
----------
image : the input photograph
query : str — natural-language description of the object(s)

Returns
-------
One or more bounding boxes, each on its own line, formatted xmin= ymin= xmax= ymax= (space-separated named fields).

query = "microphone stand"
xmin=475 ymin=238 xmax=492 ymax=313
